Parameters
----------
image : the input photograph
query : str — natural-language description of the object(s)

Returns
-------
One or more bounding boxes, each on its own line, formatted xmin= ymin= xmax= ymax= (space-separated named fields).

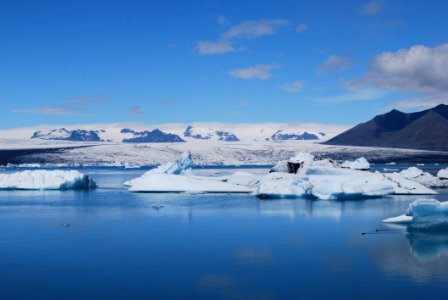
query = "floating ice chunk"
xmin=255 ymin=172 xmax=312 ymax=199
xmin=124 ymin=152 xmax=193 ymax=186
xmin=382 ymin=173 xmax=437 ymax=194
xmin=255 ymin=168 xmax=394 ymax=200
xmin=270 ymin=160 xmax=289 ymax=173
xmin=400 ymin=167 xmax=424 ymax=178
xmin=437 ymin=168 xmax=448 ymax=180
xmin=217 ymin=172 xmax=261 ymax=187
xmin=128 ymin=174 xmax=252 ymax=193
xmin=0 ymin=170 xmax=96 ymax=190
xmin=383 ymin=199 xmax=448 ymax=230
xmin=383 ymin=214 xmax=413 ymax=224
xmin=398 ymin=167 xmax=448 ymax=188
xmin=147 ymin=152 xmax=192 ymax=175
xmin=340 ymin=157 xmax=370 ymax=170
xmin=308 ymin=174 xmax=394 ymax=200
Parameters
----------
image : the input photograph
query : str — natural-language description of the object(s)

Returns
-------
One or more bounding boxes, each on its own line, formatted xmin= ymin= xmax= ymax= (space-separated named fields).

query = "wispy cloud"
xmin=296 ymin=23 xmax=309 ymax=33
xmin=197 ymin=19 xmax=290 ymax=55
xmin=197 ymin=40 xmax=235 ymax=55
xmin=159 ymin=98 xmax=176 ymax=105
xmin=281 ymin=80 xmax=305 ymax=93
xmin=317 ymin=55 xmax=354 ymax=75
xmin=217 ymin=15 xmax=227 ymax=25
xmin=318 ymin=88 xmax=387 ymax=103
xmin=13 ymin=106 xmax=83 ymax=116
xmin=128 ymin=106 xmax=144 ymax=115
xmin=66 ymin=94 xmax=108 ymax=104
xmin=388 ymin=98 xmax=448 ymax=110
xmin=13 ymin=94 xmax=107 ymax=116
xmin=229 ymin=64 xmax=275 ymax=80
xmin=361 ymin=0 xmax=385 ymax=15
xmin=231 ymin=100 xmax=250 ymax=108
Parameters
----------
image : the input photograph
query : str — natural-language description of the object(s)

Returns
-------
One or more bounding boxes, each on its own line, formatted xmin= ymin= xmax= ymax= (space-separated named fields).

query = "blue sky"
xmin=1 ymin=0 xmax=448 ymax=128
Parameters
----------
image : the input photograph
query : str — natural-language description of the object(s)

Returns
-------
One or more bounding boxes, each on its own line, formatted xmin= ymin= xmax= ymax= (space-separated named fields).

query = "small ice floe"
xmin=128 ymin=174 xmax=252 ymax=193
xmin=0 ymin=170 xmax=96 ymax=190
xmin=383 ymin=199 xmax=448 ymax=231
xmin=127 ymin=153 xmax=253 ymax=194
xmin=397 ymin=167 xmax=448 ymax=188
xmin=437 ymin=168 xmax=448 ymax=180
xmin=340 ymin=157 xmax=370 ymax=170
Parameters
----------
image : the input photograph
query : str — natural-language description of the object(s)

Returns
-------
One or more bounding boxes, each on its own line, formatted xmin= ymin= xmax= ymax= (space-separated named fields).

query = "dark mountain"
xmin=271 ymin=130 xmax=319 ymax=141
xmin=325 ymin=104 xmax=448 ymax=151
xmin=31 ymin=128 xmax=102 ymax=142
xmin=183 ymin=125 xmax=211 ymax=140
xmin=216 ymin=131 xmax=239 ymax=142
xmin=122 ymin=128 xmax=185 ymax=143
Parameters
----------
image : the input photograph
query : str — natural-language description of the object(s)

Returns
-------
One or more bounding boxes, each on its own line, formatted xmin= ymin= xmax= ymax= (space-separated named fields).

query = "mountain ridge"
xmin=325 ymin=104 xmax=448 ymax=151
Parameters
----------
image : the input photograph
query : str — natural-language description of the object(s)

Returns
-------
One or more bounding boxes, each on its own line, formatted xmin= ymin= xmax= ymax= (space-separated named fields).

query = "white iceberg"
xmin=147 ymin=152 xmax=192 ymax=175
xmin=383 ymin=199 xmax=448 ymax=230
xmin=437 ymin=168 xmax=448 ymax=180
xmin=396 ymin=167 xmax=448 ymax=188
xmin=255 ymin=167 xmax=394 ymax=200
xmin=0 ymin=170 xmax=96 ymax=190
xmin=340 ymin=157 xmax=370 ymax=170
xmin=381 ymin=172 xmax=437 ymax=195
xmin=126 ymin=153 xmax=253 ymax=193
xmin=255 ymin=172 xmax=312 ymax=198
xmin=128 ymin=174 xmax=252 ymax=193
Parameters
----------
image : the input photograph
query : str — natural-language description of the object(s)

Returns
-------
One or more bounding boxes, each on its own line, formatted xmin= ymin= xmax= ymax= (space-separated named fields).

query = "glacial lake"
xmin=1 ymin=165 xmax=448 ymax=299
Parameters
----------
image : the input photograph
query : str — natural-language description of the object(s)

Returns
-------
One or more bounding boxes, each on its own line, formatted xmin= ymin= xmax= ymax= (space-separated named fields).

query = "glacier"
xmin=0 ymin=170 xmax=96 ymax=190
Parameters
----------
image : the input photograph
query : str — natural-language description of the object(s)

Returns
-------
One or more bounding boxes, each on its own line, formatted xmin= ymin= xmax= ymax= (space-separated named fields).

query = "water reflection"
xmin=407 ymin=231 xmax=448 ymax=261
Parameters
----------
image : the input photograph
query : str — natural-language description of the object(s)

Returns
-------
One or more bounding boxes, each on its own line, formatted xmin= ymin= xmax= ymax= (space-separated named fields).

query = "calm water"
xmin=1 ymin=166 xmax=448 ymax=299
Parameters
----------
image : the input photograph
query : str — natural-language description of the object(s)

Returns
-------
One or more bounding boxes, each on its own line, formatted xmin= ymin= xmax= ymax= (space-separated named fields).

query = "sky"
xmin=1 ymin=0 xmax=448 ymax=129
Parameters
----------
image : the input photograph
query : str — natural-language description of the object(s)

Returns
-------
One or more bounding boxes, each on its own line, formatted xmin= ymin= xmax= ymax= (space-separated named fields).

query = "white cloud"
xmin=388 ymin=98 xmax=448 ymax=110
xmin=128 ymin=106 xmax=143 ymax=115
xmin=159 ymin=98 xmax=176 ymax=105
xmin=318 ymin=88 xmax=387 ymax=103
xmin=232 ymin=100 xmax=250 ymax=108
xmin=217 ymin=15 xmax=227 ymax=25
xmin=197 ymin=19 xmax=290 ymax=55
xmin=197 ymin=39 xmax=235 ymax=55
xmin=365 ymin=44 xmax=448 ymax=96
xmin=317 ymin=55 xmax=354 ymax=75
xmin=13 ymin=106 xmax=82 ymax=115
xmin=281 ymin=80 xmax=305 ymax=93
xmin=296 ymin=23 xmax=308 ymax=33
xmin=229 ymin=64 xmax=275 ymax=80
xmin=66 ymin=94 xmax=108 ymax=104
xmin=361 ymin=1 xmax=385 ymax=15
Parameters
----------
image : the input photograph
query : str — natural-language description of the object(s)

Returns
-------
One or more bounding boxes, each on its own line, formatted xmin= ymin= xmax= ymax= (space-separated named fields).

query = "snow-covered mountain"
xmin=0 ymin=122 xmax=360 ymax=166
xmin=31 ymin=128 xmax=104 ymax=142
xmin=0 ymin=122 xmax=348 ymax=144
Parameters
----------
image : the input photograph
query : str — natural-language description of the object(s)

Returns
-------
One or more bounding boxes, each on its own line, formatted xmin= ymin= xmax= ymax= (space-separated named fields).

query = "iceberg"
xmin=255 ymin=172 xmax=312 ymax=198
xmin=126 ymin=153 xmax=253 ymax=193
xmin=143 ymin=152 xmax=192 ymax=176
xmin=437 ymin=168 xmax=448 ymax=180
xmin=340 ymin=157 xmax=370 ymax=170
xmin=394 ymin=167 xmax=448 ymax=188
xmin=128 ymin=174 xmax=252 ymax=193
xmin=255 ymin=153 xmax=436 ymax=199
xmin=0 ymin=170 xmax=96 ymax=190
xmin=381 ymin=173 xmax=437 ymax=194
xmin=255 ymin=168 xmax=394 ymax=200
xmin=383 ymin=199 xmax=448 ymax=231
